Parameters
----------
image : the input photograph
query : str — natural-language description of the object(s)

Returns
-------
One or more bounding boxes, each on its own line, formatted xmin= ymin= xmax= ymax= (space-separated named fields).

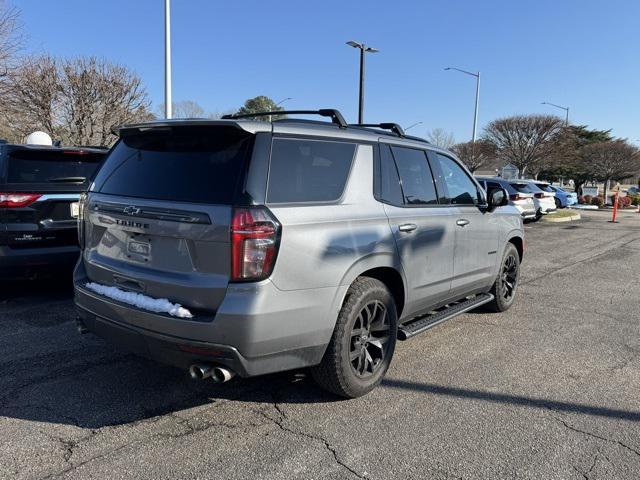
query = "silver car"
xmin=74 ymin=109 xmax=524 ymax=398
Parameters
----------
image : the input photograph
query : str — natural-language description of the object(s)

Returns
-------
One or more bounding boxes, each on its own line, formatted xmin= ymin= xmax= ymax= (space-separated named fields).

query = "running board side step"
xmin=397 ymin=293 xmax=494 ymax=341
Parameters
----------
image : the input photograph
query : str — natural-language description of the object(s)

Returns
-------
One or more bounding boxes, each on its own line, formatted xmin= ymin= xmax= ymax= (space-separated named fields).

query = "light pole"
xmin=405 ymin=121 xmax=423 ymax=132
xmin=346 ymin=41 xmax=379 ymax=124
xmin=269 ymin=98 xmax=292 ymax=122
xmin=276 ymin=97 xmax=292 ymax=107
xmin=164 ymin=0 xmax=172 ymax=119
xmin=445 ymin=67 xmax=480 ymax=142
xmin=541 ymin=101 xmax=569 ymax=126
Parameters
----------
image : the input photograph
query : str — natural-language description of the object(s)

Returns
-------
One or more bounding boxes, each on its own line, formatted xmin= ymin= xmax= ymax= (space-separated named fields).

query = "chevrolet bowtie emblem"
xmin=123 ymin=206 xmax=141 ymax=216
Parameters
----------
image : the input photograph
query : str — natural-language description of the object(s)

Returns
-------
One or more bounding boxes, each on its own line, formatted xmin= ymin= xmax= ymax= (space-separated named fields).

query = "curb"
xmin=542 ymin=213 xmax=581 ymax=223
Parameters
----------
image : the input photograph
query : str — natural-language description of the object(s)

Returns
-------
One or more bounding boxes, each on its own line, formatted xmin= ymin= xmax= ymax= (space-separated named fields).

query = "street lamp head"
xmin=346 ymin=40 xmax=362 ymax=49
xmin=365 ymin=47 xmax=379 ymax=53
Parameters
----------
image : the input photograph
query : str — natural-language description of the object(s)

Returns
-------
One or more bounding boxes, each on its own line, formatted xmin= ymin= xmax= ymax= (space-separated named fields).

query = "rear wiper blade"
xmin=47 ymin=177 xmax=86 ymax=183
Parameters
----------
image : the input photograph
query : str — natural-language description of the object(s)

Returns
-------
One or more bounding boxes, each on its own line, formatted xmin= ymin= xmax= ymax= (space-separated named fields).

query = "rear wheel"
xmin=485 ymin=243 xmax=520 ymax=312
xmin=311 ymin=277 xmax=397 ymax=398
xmin=533 ymin=208 xmax=542 ymax=221
xmin=555 ymin=197 xmax=562 ymax=209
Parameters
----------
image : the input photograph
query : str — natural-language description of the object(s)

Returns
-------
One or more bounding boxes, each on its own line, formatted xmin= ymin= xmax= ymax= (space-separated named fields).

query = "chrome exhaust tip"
xmin=189 ymin=364 xmax=214 ymax=380
xmin=211 ymin=367 xmax=235 ymax=384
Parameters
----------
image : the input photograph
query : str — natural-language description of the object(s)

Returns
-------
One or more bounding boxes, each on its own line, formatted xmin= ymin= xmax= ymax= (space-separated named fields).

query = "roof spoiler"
xmin=222 ymin=109 xmax=348 ymax=128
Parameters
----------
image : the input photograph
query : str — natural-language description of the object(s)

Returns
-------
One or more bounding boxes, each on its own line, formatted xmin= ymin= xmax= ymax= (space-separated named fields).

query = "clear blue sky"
xmin=16 ymin=0 xmax=640 ymax=143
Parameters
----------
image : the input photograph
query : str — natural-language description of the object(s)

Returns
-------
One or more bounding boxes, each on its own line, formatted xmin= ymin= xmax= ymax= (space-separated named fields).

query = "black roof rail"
xmin=350 ymin=123 xmax=406 ymax=137
xmin=221 ymin=109 xmax=348 ymax=128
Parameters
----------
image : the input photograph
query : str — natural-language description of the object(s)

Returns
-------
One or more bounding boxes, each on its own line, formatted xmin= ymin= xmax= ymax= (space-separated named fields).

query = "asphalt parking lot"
xmin=1 ymin=209 xmax=639 ymax=480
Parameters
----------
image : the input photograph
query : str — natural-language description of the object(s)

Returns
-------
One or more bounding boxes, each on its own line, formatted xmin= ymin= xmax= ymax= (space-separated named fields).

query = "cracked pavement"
xmin=1 ymin=209 xmax=639 ymax=479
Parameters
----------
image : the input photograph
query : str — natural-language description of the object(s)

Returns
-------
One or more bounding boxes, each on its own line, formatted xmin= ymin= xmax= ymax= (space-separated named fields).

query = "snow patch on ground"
xmin=85 ymin=282 xmax=193 ymax=318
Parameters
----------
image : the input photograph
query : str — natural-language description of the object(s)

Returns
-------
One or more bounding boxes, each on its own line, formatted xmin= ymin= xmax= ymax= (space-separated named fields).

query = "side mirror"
xmin=487 ymin=187 xmax=508 ymax=211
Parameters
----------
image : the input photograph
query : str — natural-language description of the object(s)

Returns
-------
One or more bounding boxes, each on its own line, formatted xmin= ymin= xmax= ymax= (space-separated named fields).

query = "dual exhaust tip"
xmin=189 ymin=364 xmax=235 ymax=383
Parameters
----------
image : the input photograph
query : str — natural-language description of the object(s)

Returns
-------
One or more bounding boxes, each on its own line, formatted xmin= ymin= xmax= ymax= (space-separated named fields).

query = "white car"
xmin=509 ymin=180 xmax=556 ymax=220
xmin=476 ymin=177 xmax=536 ymax=221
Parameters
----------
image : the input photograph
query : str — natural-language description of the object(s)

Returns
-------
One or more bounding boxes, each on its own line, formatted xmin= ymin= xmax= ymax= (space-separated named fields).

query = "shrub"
xmin=591 ymin=196 xmax=604 ymax=207
xmin=578 ymin=195 xmax=585 ymax=204
xmin=618 ymin=196 xmax=632 ymax=208
xmin=583 ymin=195 xmax=593 ymax=204
xmin=629 ymin=194 xmax=640 ymax=206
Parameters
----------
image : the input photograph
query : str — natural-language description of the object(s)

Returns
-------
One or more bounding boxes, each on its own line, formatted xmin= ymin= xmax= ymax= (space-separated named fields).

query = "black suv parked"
xmin=0 ymin=143 xmax=107 ymax=278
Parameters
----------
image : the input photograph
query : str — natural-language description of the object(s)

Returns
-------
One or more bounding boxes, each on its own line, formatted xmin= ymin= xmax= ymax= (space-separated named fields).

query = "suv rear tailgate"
xmin=79 ymin=124 xmax=255 ymax=315
xmin=83 ymin=194 xmax=232 ymax=313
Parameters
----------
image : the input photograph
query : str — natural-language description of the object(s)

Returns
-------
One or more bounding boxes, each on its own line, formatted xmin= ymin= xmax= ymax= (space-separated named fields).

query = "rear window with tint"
xmin=536 ymin=183 xmax=554 ymax=192
xmin=510 ymin=182 xmax=537 ymax=193
xmin=267 ymin=138 xmax=356 ymax=203
xmin=92 ymin=126 xmax=253 ymax=204
xmin=5 ymin=148 xmax=104 ymax=184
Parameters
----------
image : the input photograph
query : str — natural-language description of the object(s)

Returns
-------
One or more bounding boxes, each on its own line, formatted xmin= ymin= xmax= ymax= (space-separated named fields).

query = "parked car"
xmin=476 ymin=176 xmax=536 ymax=221
xmin=509 ymin=180 xmax=556 ymax=220
xmin=74 ymin=110 xmax=524 ymax=398
xmin=547 ymin=185 xmax=578 ymax=208
xmin=625 ymin=186 xmax=640 ymax=196
xmin=0 ymin=143 xmax=107 ymax=279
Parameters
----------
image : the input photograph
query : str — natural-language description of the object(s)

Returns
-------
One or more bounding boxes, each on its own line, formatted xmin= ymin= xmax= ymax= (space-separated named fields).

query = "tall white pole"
xmin=472 ymin=72 xmax=480 ymax=143
xmin=164 ymin=0 xmax=172 ymax=119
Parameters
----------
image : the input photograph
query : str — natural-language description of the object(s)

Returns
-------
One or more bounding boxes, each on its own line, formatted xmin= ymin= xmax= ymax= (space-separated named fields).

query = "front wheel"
xmin=485 ymin=243 xmax=520 ymax=312
xmin=311 ymin=277 xmax=397 ymax=398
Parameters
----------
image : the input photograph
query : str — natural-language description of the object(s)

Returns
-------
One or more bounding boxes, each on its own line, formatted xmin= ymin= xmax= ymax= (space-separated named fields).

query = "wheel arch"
xmin=336 ymin=253 xmax=407 ymax=319
xmin=507 ymin=235 xmax=524 ymax=262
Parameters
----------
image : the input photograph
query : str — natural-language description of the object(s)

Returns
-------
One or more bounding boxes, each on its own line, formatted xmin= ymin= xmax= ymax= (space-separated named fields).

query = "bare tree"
xmin=2 ymin=55 xmax=152 ymax=146
xmin=0 ymin=0 xmax=21 ymax=78
xmin=157 ymin=100 xmax=206 ymax=119
xmin=483 ymin=114 xmax=564 ymax=178
xmin=451 ymin=140 xmax=496 ymax=173
xmin=59 ymin=57 xmax=152 ymax=146
xmin=582 ymin=140 xmax=640 ymax=199
xmin=0 ymin=55 xmax=59 ymax=142
xmin=426 ymin=128 xmax=456 ymax=149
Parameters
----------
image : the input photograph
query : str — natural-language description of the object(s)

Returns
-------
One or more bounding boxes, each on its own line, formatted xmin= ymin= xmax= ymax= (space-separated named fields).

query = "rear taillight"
xmin=231 ymin=207 xmax=280 ymax=282
xmin=510 ymin=194 xmax=521 ymax=201
xmin=534 ymin=193 xmax=544 ymax=199
xmin=0 ymin=193 xmax=41 ymax=208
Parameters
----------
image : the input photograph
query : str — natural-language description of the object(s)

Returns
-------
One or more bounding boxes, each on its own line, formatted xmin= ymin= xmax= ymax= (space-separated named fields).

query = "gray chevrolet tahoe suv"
xmin=74 ymin=109 xmax=524 ymax=398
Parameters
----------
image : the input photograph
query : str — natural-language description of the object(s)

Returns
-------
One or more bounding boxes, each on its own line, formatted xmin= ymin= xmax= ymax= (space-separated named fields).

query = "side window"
xmin=379 ymin=144 xmax=403 ymax=205
xmin=434 ymin=153 xmax=480 ymax=205
xmin=391 ymin=146 xmax=438 ymax=205
xmin=267 ymin=138 xmax=356 ymax=203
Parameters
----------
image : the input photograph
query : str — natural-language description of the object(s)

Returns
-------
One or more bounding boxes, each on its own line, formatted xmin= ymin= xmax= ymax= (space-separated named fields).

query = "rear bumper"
xmin=73 ymin=263 xmax=344 ymax=377
xmin=0 ymin=245 xmax=79 ymax=278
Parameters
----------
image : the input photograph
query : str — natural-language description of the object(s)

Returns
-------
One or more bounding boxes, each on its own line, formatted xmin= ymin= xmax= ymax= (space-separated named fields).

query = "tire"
xmin=533 ymin=208 xmax=542 ymax=221
xmin=555 ymin=197 xmax=562 ymax=209
xmin=311 ymin=277 xmax=398 ymax=398
xmin=485 ymin=243 xmax=520 ymax=312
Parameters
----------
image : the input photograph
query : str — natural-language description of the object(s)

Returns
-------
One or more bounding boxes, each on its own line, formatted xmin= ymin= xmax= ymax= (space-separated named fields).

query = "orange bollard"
xmin=611 ymin=191 xmax=619 ymax=223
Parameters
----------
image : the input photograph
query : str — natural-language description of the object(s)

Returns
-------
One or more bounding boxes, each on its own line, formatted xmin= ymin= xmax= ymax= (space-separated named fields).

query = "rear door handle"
xmin=456 ymin=219 xmax=470 ymax=227
xmin=398 ymin=223 xmax=417 ymax=232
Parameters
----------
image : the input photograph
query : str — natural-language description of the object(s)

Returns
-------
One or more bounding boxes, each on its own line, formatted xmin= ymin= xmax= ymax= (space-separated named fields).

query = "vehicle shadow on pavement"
xmin=381 ymin=378 xmax=640 ymax=422
xmin=0 ymin=333 xmax=337 ymax=430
